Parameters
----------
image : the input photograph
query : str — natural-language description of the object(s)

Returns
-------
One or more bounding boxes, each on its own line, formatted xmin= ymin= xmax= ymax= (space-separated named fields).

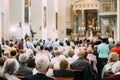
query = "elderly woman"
xmin=53 ymin=59 xmax=73 ymax=77
xmin=51 ymin=50 xmax=66 ymax=69
xmin=101 ymin=52 xmax=119 ymax=79
xmin=87 ymin=48 xmax=98 ymax=73
xmin=67 ymin=49 xmax=75 ymax=64
xmin=3 ymin=58 xmax=20 ymax=80
xmin=105 ymin=61 xmax=120 ymax=80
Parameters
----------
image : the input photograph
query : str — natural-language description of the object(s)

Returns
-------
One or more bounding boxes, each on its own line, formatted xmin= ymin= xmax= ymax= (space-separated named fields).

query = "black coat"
xmin=53 ymin=70 xmax=73 ymax=77
xmin=70 ymin=58 xmax=92 ymax=80
xmin=16 ymin=64 xmax=32 ymax=76
xmin=24 ymin=73 xmax=55 ymax=80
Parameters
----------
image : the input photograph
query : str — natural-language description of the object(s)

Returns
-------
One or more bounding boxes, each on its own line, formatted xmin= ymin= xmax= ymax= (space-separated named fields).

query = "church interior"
xmin=0 ymin=0 xmax=120 ymax=80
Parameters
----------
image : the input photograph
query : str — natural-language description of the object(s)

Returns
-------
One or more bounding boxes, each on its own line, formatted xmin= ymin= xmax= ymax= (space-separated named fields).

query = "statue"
xmin=30 ymin=26 xmax=36 ymax=38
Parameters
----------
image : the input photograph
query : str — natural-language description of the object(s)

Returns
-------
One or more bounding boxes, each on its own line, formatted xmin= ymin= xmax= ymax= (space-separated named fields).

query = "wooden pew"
xmin=71 ymin=68 xmax=84 ymax=80
xmin=15 ymin=73 xmax=25 ymax=80
xmin=55 ymin=77 xmax=73 ymax=80
xmin=53 ymin=68 xmax=84 ymax=80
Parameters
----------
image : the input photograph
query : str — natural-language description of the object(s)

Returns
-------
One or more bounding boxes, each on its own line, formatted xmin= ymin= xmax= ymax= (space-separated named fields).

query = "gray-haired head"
xmin=3 ymin=58 xmax=19 ymax=75
xmin=35 ymin=54 xmax=49 ymax=73
xmin=19 ymin=53 xmax=29 ymax=63
xmin=26 ymin=49 xmax=34 ymax=58
xmin=115 ymin=40 xmax=120 ymax=46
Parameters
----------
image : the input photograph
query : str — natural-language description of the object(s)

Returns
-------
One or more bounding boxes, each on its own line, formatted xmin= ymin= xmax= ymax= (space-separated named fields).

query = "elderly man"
xmin=3 ymin=58 xmax=20 ymax=80
xmin=70 ymin=49 xmax=92 ymax=80
xmin=16 ymin=53 xmax=32 ymax=76
xmin=24 ymin=54 xmax=55 ymax=80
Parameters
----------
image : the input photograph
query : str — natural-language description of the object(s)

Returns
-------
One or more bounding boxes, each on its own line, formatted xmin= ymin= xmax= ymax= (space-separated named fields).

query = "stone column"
xmin=117 ymin=0 xmax=120 ymax=40
xmin=0 ymin=9 xmax=3 ymax=43
xmin=78 ymin=10 xmax=82 ymax=36
xmin=47 ymin=0 xmax=56 ymax=40
xmin=97 ymin=9 xmax=100 ymax=32
xmin=31 ymin=0 xmax=42 ymax=39
xmin=58 ymin=0 xmax=67 ymax=39
xmin=81 ymin=10 xmax=84 ymax=28
xmin=73 ymin=11 xmax=79 ymax=34
xmin=0 ymin=12 xmax=1 ymax=43
xmin=76 ymin=12 xmax=79 ymax=34
xmin=81 ymin=10 xmax=85 ymax=36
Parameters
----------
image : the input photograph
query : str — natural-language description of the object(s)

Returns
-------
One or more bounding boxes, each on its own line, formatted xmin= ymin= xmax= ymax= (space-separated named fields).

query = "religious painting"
xmin=44 ymin=7 xmax=46 ymax=27
xmin=24 ymin=0 xmax=31 ymax=23
xmin=85 ymin=10 xmax=97 ymax=28
xmin=85 ymin=10 xmax=97 ymax=36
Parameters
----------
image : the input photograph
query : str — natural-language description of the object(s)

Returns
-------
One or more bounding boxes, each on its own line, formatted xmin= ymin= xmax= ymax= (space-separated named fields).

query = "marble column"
xmin=97 ymin=10 xmax=100 ymax=32
xmin=73 ymin=11 xmax=78 ymax=34
xmin=31 ymin=0 xmax=42 ymax=39
xmin=0 ymin=12 xmax=1 ymax=43
xmin=76 ymin=12 xmax=79 ymax=33
xmin=0 ymin=9 xmax=3 ymax=43
xmin=58 ymin=0 xmax=67 ymax=39
xmin=78 ymin=11 xmax=82 ymax=36
xmin=117 ymin=0 xmax=120 ymax=40
xmin=81 ymin=10 xmax=85 ymax=36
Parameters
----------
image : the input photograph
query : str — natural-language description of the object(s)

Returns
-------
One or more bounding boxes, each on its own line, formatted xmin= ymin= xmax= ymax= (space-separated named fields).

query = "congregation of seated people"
xmin=0 ymin=36 xmax=120 ymax=80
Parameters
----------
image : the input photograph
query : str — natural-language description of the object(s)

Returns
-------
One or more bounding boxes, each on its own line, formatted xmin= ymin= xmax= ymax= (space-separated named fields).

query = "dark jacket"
xmin=24 ymin=73 xmax=55 ymax=80
xmin=70 ymin=58 xmax=92 ymax=80
xmin=53 ymin=70 xmax=73 ymax=77
xmin=16 ymin=64 xmax=32 ymax=76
